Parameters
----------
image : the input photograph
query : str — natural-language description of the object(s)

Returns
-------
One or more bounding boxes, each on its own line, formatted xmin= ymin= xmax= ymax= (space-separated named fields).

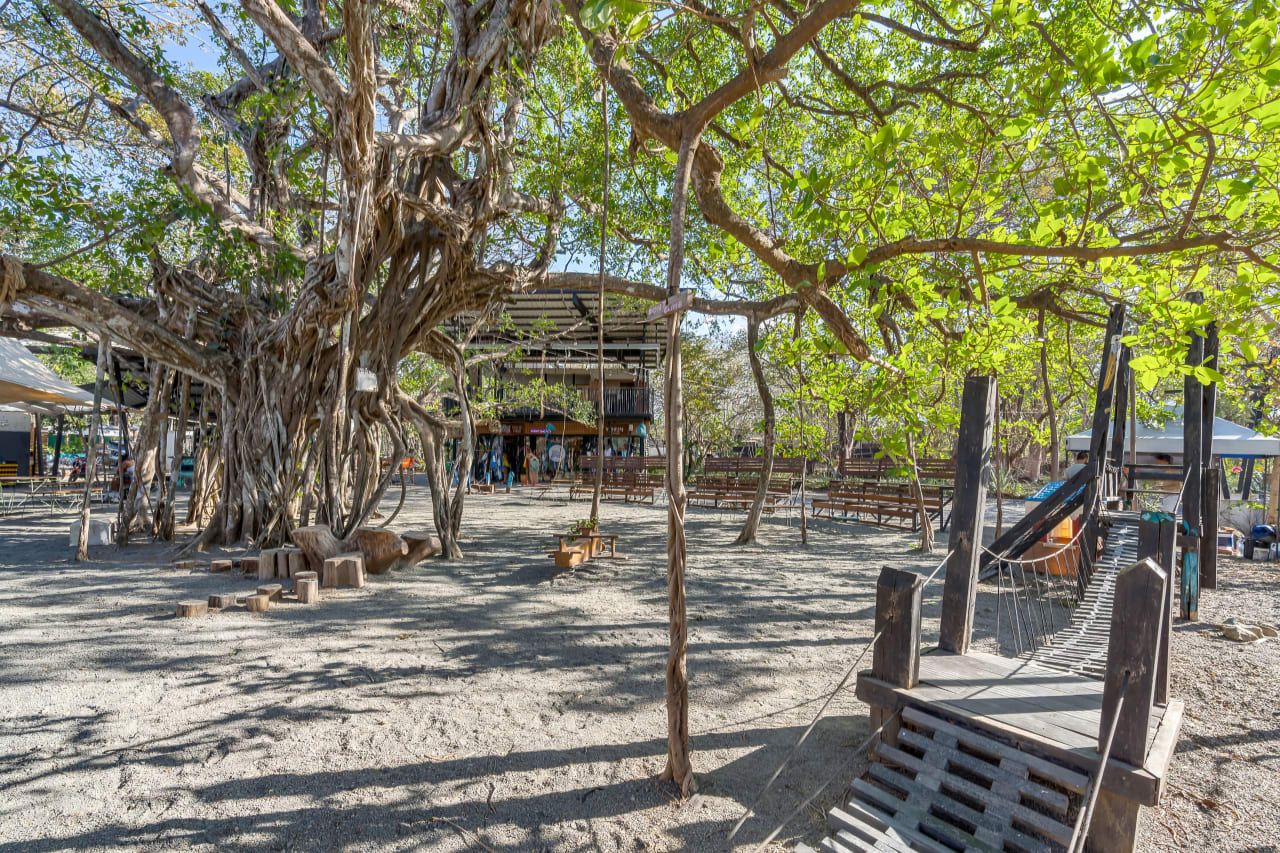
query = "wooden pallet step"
xmin=829 ymin=803 xmax=951 ymax=853
xmin=901 ymin=706 xmax=1089 ymax=793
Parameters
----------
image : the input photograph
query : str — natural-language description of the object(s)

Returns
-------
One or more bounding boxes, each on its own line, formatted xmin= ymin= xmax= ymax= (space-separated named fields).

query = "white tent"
xmin=1066 ymin=408 xmax=1280 ymax=458
xmin=0 ymin=337 xmax=98 ymax=414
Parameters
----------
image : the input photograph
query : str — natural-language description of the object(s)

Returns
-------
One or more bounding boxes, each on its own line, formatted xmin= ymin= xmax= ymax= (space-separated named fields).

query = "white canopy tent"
xmin=0 ymin=337 xmax=98 ymax=414
xmin=1066 ymin=408 xmax=1280 ymax=458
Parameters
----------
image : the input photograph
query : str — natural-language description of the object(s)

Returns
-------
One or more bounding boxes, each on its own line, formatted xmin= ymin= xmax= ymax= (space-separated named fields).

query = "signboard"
xmin=646 ymin=289 xmax=695 ymax=322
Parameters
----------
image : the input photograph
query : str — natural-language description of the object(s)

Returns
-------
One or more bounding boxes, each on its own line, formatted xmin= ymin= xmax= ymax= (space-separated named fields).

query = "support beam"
xmin=1180 ymin=313 xmax=1204 ymax=621
xmin=1199 ymin=321 xmax=1219 ymax=590
xmin=939 ymin=374 xmax=996 ymax=654
xmin=1080 ymin=303 xmax=1128 ymax=587
xmin=1091 ymin=556 xmax=1167 ymax=853
xmin=1138 ymin=512 xmax=1176 ymax=706
xmin=873 ymin=567 xmax=922 ymax=689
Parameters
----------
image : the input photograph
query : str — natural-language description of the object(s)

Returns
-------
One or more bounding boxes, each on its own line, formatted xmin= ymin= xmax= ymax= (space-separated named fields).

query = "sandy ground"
xmin=0 ymin=486 xmax=1277 ymax=852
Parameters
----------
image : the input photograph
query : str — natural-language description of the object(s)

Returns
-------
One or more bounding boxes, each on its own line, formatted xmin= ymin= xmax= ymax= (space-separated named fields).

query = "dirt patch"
xmin=0 ymin=488 xmax=1276 ymax=851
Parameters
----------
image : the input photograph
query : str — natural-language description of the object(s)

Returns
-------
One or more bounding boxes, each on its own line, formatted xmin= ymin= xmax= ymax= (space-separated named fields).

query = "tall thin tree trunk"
xmin=906 ymin=432 xmax=934 ymax=553
xmin=1039 ymin=309 xmax=1059 ymax=479
xmin=186 ymin=387 xmax=211 ymax=525
xmin=590 ymin=85 xmax=610 ymax=522
xmin=76 ymin=336 xmax=108 ymax=561
xmin=112 ymin=356 xmax=130 ymax=545
xmin=161 ymin=375 xmax=191 ymax=540
xmin=661 ymin=130 xmax=698 ymax=797
xmin=736 ymin=315 xmax=774 ymax=544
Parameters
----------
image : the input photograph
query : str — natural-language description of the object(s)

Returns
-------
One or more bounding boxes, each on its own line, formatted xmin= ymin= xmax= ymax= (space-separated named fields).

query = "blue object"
xmin=1028 ymin=481 xmax=1065 ymax=501
xmin=1251 ymin=524 xmax=1277 ymax=545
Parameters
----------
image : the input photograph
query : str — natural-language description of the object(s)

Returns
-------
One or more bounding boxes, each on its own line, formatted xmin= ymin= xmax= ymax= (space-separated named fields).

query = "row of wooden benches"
xmin=568 ymin=473 xmax=661 ymax=504
xmin=838 ymin=455 xmax=956 ymax=482
xmin=811 ymin=481 xmax=954 ymax=531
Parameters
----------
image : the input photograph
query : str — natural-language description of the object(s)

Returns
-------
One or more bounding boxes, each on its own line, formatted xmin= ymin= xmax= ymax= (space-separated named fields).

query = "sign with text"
xmin=646 ymin=289 xmax=694 ymax=322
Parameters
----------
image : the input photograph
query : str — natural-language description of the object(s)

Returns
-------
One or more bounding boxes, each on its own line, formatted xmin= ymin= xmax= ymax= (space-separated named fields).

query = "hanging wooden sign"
xmin=646 ymin=289 xmax=694 ymax=321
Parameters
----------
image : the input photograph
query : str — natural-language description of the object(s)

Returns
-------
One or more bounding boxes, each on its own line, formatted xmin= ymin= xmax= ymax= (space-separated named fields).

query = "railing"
xmin=583 ymin=386 xmax=653 ymax=417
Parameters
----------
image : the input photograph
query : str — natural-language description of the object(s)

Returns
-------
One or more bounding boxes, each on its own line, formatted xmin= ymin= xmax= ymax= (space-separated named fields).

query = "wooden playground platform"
xmin=856 ymin=651 xmax=1183 ymax=808
xmin=797 ymin=305 xmax=1202 ymax=853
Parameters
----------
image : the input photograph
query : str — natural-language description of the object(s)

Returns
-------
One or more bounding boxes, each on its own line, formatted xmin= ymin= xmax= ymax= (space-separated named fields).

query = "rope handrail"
xmin=749 ymin=709 xmax=902 ymax=853
xmin=1068 ymin=670 xmax=1131 ymax=853
xmin=728 ymin=547 xmax=954 ymax=843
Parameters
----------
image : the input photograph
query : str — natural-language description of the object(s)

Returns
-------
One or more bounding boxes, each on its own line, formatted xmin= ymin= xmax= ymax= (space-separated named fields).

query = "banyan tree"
xmin=4 ymin=0 xmax=572 ymax=555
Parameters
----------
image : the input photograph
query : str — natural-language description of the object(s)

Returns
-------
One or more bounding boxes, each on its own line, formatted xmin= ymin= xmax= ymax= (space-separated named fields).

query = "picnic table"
xmin=0 ymin=476 xmax=91 ymax=515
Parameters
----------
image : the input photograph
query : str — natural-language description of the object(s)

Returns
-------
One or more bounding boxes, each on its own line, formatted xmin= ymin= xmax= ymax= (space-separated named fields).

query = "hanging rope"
xmin=729 ymin=547 xmax=955 ymax=842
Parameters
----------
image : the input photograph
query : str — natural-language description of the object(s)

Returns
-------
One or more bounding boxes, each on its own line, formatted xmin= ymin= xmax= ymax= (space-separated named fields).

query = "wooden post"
xmin=872 ymin=567 xmax=922 ymax=689
xmin=1138 ymin=512 xmax=1177 ymax=706
xmin=939 ymin=374 xmax=996 ymax=654
xmin=1107 ymin=344 xmax=1132 ymax=483
xmin=1091 ymin=557 xmax=1166 ymax=852
xmin=1200 ymin=322 xmax=1219 ymax=590
xmin=1081 ymin=304 xmax=1128 ymax=584
xmin=76 ymin=337 xmax=109 ymax=561
xmin=1181 ymin=316 xmax=1204 ymax=621
xmin=51 ymin=415 xmax=66 ymax=479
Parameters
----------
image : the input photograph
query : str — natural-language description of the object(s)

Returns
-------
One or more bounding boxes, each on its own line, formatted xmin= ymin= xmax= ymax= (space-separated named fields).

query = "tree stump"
xmin=256 ymin=583 xmax=283 ymax=602
xmin=208 ymin=593 xmax=236 ymax=609
xmin=295 ymin=577 xmax=319 ymax=604
xmin=209 ymin=559 xmax=233 ymax=573
xmin=174 ymin=560 xmax=195 ymax=571
xmin=240 ymin=556 xmax=260 ymax=575
xmin=246 ymin=593 xmax=270 ymax=613
xmin=347 ymin=528 xmax=408 ymax=575
xmin=286 ymin=549 xmax=306 ymax=578
xmin=293 ymin=525 xmax=346 ymax=573
xmin=401 ymin=531 xmax=441 ymax=566
xmin=344 ymin=553 xmax=367 ymax=588
xmin=258 ymin=549 xmax=279 ymax=580
xmin=177 ymin=600 xmax=208 ymax=617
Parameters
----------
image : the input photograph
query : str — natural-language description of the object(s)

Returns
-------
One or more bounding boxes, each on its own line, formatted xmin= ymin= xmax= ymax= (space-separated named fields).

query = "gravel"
xmin=0 ymin=487 xmax=1276 ymax=851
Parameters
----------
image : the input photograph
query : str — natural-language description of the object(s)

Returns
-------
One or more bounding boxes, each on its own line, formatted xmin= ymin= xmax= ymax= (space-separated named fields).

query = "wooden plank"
xmin=1200 ymin=320 xmax=1219 ymax=590
xmin=874 ymin=741 xmax=1072 ymax=844
xmin=894 ymin=728 xmax=1069 ymax=814
xmin=849 ymin=778 xmax=1000 ymax=853
xmin=940 ymin=374 xmax=996 ymax=654
xmin=866 ymin=763 xmax=1051 ymax=853
xmin=829 ymin=803 xmax=949 ymax=853
xmin=1181 ymin=302 xmax=1204 ymax=621
xmin=855 ymin=674 xmax=1163 ymax=804
xmin=901 ymin=705 xmax=1089 ymax=794
xmin=1102 ymin=557 xmax=1165 ymax=766
xmin=874 ymin=567 xmax=923 ymax=689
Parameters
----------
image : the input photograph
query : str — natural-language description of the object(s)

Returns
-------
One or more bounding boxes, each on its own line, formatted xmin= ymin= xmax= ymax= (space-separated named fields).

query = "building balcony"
xmin=584 ymin=386 xmax=653 ymax=418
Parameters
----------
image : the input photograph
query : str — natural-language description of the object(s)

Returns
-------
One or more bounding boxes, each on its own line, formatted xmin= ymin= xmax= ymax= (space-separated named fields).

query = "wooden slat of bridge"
xmin=854 ymin=652 xmax=1181 ymax=805
xmin=1024 ymin=517 xmax=1141 ymax=679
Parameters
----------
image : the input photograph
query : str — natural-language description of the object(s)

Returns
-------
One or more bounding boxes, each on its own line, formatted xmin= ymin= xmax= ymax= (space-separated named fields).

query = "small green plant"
xmin=569 ymin=516 xmax=599 ymax=536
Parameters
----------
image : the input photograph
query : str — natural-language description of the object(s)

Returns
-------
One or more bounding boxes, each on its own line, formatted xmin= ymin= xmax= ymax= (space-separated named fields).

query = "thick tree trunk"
xmin=124 ymin=364 xmax=174 ymax=535
xmin=736 ymin=315 xmax=775 ymax=544
xmin=661 ymin=131 xmax=698 ymax=797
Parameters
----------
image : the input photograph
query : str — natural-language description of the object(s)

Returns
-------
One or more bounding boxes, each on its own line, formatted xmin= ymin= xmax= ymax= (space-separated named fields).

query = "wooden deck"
xmin=856 ymin=650 xmax=1183 ymax=805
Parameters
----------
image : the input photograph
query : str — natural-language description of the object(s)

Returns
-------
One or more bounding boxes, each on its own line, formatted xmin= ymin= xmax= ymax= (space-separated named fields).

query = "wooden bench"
xmin=687 ymin=476 xmax=792 ymax=512
xmin=812 ymin=481 xmax=952 ymax=531
xmin=547 ymin=532 xmax=624 ymax=569
xmin=569 ymin=472 xmax=658 ymax=504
